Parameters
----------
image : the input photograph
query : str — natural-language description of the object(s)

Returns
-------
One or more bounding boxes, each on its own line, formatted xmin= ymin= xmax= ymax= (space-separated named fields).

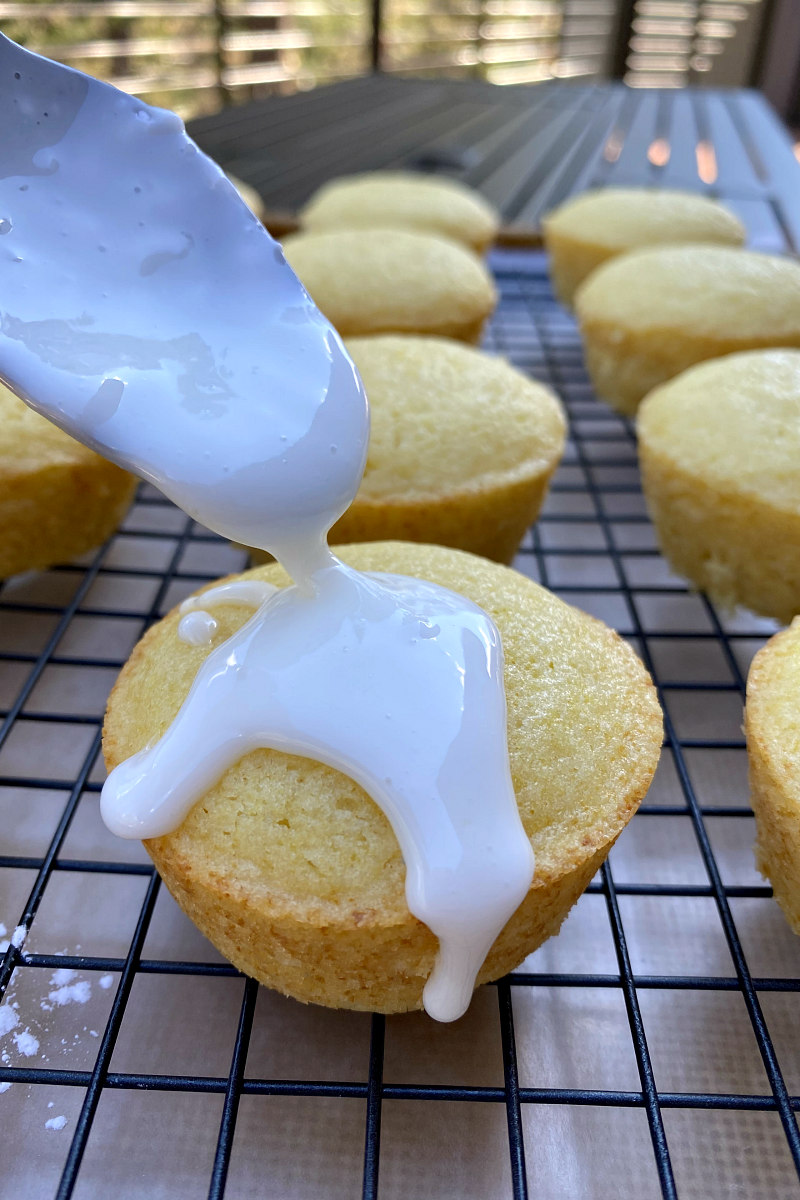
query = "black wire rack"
xmin=2 ymin=252 xmax=800 ymax=1199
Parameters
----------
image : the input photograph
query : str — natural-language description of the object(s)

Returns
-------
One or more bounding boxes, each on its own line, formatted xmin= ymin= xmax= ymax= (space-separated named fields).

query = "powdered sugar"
xmin=0 ymin=925 xmax=28 ymax=954
xmin=43 ymin=969 xmax=92 ymax=1010
xmin=0 ymin=1006 xmax=18 ymax=1037
xmin=0 ymin=963 xmax=109 ymax=1066
xmin=13 ymin=1029 xmax=39 ymax=1057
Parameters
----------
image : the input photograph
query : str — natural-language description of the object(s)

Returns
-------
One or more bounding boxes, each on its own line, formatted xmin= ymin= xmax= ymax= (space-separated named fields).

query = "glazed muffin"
xmin=543 ymin=188 xmax=744 ymax=308
xmin=575 ymin=246 xmax=800 ymax=416
xmin=282 ymin=229 xmax=497 ymax=343
xmin=746 ymin=619 xmax=800 ymax=932
xmin=0 ymin=382 xmax=137 ymax=578
xmin=103 ymin=540 xmax=662 ymax=1015
xmin=249 ymin=336 xmax=566 ymax=565
xmin=300 ymin=171 xmax=500 ymax=254
xmin=638 ymin=350 xmax=800 ymax=623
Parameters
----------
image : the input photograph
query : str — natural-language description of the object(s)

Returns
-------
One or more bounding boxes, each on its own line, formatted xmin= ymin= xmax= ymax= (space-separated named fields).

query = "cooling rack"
xmin=2 ymin=251 xmax=800 ymax=1200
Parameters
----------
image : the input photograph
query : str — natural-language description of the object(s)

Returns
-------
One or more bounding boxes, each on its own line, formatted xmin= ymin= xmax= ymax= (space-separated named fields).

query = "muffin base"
xmin=640 ymin=441 xmax=800 ymax=623
xmin=751 ymin=770 xmax=800 ymax=935
xmin=150 ymin=830 xmax=609 ymax=1012
xmin=746 ymin=620 xmax=800 ymax=933
xmin=330 ymin=469 xmax=556 ymax=565
xmin=247 ymin=466 xmax=558 ymax=567
xmin=581 ymin=325 xmax=800 ymax=418
xmin=0 ymin=459 xmax=137 ymax=578
xmin=332 ymin=314 xmax=489 ymax=346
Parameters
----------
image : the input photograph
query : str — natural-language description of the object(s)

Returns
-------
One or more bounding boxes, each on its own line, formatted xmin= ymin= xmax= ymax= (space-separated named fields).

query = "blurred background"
xmin=2 ymin=0 xmax=797 ymax=128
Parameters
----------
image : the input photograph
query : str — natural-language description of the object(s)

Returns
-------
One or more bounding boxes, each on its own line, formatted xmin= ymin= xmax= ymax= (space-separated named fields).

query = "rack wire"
xmin=2 ymin=253 xmax=800 ymax=1199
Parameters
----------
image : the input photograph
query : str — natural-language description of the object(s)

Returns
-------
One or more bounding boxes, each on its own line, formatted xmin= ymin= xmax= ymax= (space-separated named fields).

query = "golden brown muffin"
xmin=103 ymin=541 xmax=662 ymax=1015
xmin=638 ymin=350 xmax=800 ymax=623
xmin=300 ymin=171 xmax=500 ymax=254
xmin=746 ymin=619 xmax=800 ymax=932
xmin=248 ymin=336 xmax=566 ymax=565
xmin=575 ymin=246 xmax=800 ymax=416
xmin=542 ymin=188 xmax=745 ymax=308
xmin=282 ymin=229 xmax=497 ymax=343
xmin=0 ymin=383 xmax=137 ymax=578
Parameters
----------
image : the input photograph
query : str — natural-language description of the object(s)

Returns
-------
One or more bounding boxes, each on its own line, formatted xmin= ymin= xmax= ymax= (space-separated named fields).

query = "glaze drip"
xmin=106 ymin=564 xmax=534 ymax=1022
xmin=0 ymin=37 xmax=535 ymax=1021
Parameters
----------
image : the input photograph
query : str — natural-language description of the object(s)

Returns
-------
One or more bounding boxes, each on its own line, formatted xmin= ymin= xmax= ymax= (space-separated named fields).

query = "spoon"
xmin=0 ymin=35 xmax=368 ymax=575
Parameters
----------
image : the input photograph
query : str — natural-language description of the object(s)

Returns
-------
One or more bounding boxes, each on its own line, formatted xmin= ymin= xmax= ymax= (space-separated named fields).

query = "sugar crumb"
xmin=0 ymin=1007 xmax=19 ymax=1037
xmin=0 ymin=926 xmax=28 ymax=956
xmin=50 ymin=968 xmax=75 ymax=987
xmin=45 ymin=1115 xmax=67 ymax=1132
xmin=13 ymin=1030 xmax=39 ymax=1057
xmin=45 ymin=971 xmax=91 ymax=1009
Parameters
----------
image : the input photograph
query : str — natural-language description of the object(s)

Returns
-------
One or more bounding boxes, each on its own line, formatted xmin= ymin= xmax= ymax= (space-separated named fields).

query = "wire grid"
xmin=2 ymin=255 xmax=800 ymax=1199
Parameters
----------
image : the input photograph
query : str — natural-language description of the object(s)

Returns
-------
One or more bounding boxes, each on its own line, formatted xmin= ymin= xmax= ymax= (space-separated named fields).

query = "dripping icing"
xmin=0 ymin=36 xmax=535 ymax=1022
xmin=177 ymin=610 xmax=218 ymax=647
xmin=106 ymin=563 xmax=533 ymax=1022
xmin=177 ymin=580 xmax=278 ymax=646
xmin=180 ymin=580 xmax=278 ymax=612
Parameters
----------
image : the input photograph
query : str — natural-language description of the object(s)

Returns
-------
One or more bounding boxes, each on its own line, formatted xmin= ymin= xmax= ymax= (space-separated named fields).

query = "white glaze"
xmin=0 ymin=38 xmax=535 ymax=1022
xmin=105 ymin=564 xmax=534 ymax=1022
xmin=177 ymin=581 xmax=277 ymax=646
xmin=179 ymin=580 xmax=277 ymax=613
xmin=177 ymin=610 xmax=218 ymax=647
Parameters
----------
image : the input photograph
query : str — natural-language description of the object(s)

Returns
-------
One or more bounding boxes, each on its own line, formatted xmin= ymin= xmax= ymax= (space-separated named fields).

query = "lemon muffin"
xmin=746 ymin=619 xmax=800 ymax=932
xmin=249 ymin=336 xmax=566 ymax=564
xmin=575 ymin=246 xmax=800 ymax=416
xmin=542 ymin=188 xmax=745 ymax=308
xmin=103 ymin=541 xmax=662 ymax=1015
xmin=282 ymin=229 xmax=497 ymax=343
xmin=638 ymin=350 xmax=800 ymax=623
xmin=300 ymin=171 xmax=500 ymax=254
xmin=0 ymin=382 xmax=137 ymax=578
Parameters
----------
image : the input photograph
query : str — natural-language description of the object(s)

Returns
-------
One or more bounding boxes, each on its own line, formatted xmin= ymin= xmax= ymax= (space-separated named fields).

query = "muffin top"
xmin=638 ymin=349 xmax=800 ymax=513
xmin=301 ymin=171 xmax=499 ymax=252
xmin=544 ymin=188 xmax=744 ymax=253
xmin=346 ymin=335 xmax=565 ymax=501
xmin=282 ymin=229 xmax=497 ymax=338
xmin=0 ymin=381 xmax=100 ymax=473
xmin=748 ymin=618 xmax=800 ymax=795
xmin=103 ymin=541 xmax=662 ymax=919
xmin=575 ymin=246 xmax=800 ymax=341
